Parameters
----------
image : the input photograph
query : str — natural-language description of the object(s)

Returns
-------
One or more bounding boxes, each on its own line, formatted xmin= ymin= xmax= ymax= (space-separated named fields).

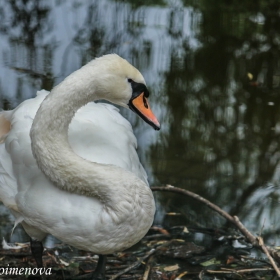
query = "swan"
xmin=0 ymin=54 xmax=160 ymax=279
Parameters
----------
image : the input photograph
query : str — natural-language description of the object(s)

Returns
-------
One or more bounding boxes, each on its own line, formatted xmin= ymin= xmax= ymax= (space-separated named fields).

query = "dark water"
xmin=1 ymin=0 xmax=280 ymax=248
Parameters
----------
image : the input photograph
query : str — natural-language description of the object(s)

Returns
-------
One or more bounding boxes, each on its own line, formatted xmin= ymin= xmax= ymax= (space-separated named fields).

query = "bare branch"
xmin=151 ymin=185 xmax=280 ymax=277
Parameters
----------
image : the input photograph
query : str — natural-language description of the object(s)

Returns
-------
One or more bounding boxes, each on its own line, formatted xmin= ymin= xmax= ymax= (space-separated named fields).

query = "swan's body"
xmin=0 ymin=54 xmax=160 ymax=258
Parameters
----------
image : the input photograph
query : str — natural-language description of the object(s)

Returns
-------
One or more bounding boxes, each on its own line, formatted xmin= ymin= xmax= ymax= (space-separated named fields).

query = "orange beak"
xmin=129 ymin=92 xmax=160 ymax=130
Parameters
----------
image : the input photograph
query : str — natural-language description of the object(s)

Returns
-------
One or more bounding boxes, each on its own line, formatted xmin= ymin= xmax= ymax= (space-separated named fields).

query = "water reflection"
xmin=0 ymin=0 xmax=280 ymax=247
xmin=151 ymin=0 xmax=280 ymax=243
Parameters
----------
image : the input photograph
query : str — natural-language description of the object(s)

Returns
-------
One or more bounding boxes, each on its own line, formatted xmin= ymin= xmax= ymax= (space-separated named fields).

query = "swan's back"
xmin=70 ymin=101 xmax=148 ymax=184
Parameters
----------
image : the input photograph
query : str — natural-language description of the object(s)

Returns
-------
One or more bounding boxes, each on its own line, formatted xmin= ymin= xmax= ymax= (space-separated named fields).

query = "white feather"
xmin=0 ymin=54 xmax=156 ymax=254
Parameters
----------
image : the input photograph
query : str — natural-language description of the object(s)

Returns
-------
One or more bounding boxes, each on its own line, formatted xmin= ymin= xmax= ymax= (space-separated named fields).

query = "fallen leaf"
xmin=163 ymin=264 xmax=179 ymax=271
xmin=200 ymin=258 xmax=220 ymax=267
xmin=166 ymin=212 xmax=181 ymax=216
xmin=116 ymin=252 xmax=127 ymax=258
xmin=249 ymin=81 xmax=258 ymax=86
xmin=161 ymin=242 xmax=204 ymax=259
xmin=226 ymin=256 xmax=235 ymax=264
xmin=175 ymin=271 xmax=188 ymax=279
xmin=155 ymin=270 xmax=162 ymax=275
xmin=183 ymin=227 xmax=189 ymax=234
xmin=156 ymin=240 xmax=169 ymax=245
xmin=247 ymin=73 xmax=253 ymax=80
xmin=15 ymin=242 xmax=29 ymax=248
xmin=59 ymin=258 xmax=69 ymax=266
xmin=47 ymin=252 xmax=59 ymax=264
xmin=151 ymin=226 xmax=170 ymax=235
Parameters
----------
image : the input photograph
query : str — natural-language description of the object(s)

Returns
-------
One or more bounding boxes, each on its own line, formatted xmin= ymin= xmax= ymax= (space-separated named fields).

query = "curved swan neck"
xmin=30 ymin=62 xmax=147 ymax=208
xmin=41 ymin=63 xmax=99 ymax=131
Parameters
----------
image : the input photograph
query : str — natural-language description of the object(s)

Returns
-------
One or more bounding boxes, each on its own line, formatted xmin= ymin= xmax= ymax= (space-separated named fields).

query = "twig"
xmin=107 ymin=274 xmax=142 ymax=279
xmin=0 ymin=251 xmax=30 ymax=257
xmin=257 ymin=236 xmax=280 ymax=277
xmin=142 ymin=256 xmax=153 ymax=280
xmin=143 ymin=234 xmax=171 ymax=240
xmin=109 ymin=249 xmax=155 ymax=280
xmin=233 ymin=216 xmax=280 ymax=268
xmin=109 ymin=241 xmax=172 ymax=280
xmin=259 ymin=218 xmax=266 ymax=236
xmin=207 ymin=267 xmax=274 ymax=274
xmin=231 ymin=216 xmax=258 ymax=246
xmin=151 ymin=185 xmax=280 ymax=276
xmin=107 ymin=264 xmax=130 ymax=271
xmin=151 ymin=186 xmax=235 ymax=223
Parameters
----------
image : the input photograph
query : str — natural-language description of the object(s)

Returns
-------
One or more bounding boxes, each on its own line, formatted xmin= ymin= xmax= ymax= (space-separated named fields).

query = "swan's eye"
xmin=128 ymin=78 xmax=133 ymax=83
xmin=143 ymin=96 xmax=149 ymax=109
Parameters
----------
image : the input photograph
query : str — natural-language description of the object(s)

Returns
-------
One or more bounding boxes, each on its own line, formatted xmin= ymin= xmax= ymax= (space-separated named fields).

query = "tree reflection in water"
xmin=151 ymin=0 xmax=280 ymax=244
xmin=0 ymin=0 xmax=280 ymax=246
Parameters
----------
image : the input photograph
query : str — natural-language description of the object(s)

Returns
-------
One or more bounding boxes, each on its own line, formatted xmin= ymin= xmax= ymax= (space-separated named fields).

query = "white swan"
xmin=0 ymin=54 xmax=160 ymax=278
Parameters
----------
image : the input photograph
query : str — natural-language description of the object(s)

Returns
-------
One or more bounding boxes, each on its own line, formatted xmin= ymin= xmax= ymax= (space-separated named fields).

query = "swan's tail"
xmin=0 ymin=90 xmax=49 ymax=212
xmin=0 ymin=111 xmax=12 ymax=143
xmin=0 ymin=110 xmax=20 ymax=216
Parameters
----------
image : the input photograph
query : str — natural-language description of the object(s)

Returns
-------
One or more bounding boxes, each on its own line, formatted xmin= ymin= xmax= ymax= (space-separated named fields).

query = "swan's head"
xmin=89 ymin=54 xmax=160 ymax=130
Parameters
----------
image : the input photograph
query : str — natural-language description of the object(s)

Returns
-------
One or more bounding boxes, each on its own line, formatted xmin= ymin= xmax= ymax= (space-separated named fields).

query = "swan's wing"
xmin=0 ymin=90 xmax=148 ymax=213
xmin=0 ymin=90 xmax=148 ymax=242
xmin=1 ymin=93 xmax=100 ymax=240
xmin=70 ymin=102 xmax=148 ymax=185
xmin=0 ymin=91 xmax=49 ymax=224
xmin=0 ymin=134 xmax=18 ymax=211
